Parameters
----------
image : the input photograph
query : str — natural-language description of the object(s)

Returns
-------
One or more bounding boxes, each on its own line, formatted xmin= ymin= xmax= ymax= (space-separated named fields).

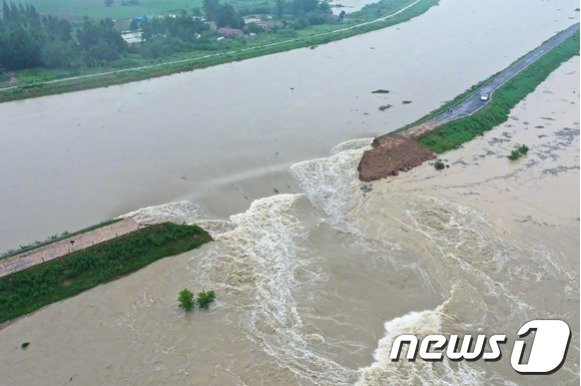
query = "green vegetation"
xmin=0 ymin=223 xmax=212 ymax=323
xmin=507 ymin=144 xmax=529 ymax=161
xmin=196 ymin=290 xmax=215 ymax=309
xmin=8 ymin=0 xmax=205 ymax=21
xmin=1 ymin=2 xmax=130 ymax=70
xmin=178 ymin=288 xmax=195 ymax=311
xmin=178 ymin=288 xmax=216 ymax=311
xmin=418 ymin=30 xmax=580 ymax=153
xmin=0 ymin=0 xmax=439 ymax=102
xmin=433 ymin=159 xmax=445 ymax=170
xmin=21 ymin=342 xmax=30 ymax=349
xmin=0 ymin=218 xmax=121 ymax=260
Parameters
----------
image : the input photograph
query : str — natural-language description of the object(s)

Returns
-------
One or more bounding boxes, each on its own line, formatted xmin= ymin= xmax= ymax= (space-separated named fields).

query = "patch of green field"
xmin=0 ymin=223 xmax=212 ymax=323
xmin=17 ymin=0 xmax=202 ymax=20
xmin=418 ymin=30 xmax=580 ymax=153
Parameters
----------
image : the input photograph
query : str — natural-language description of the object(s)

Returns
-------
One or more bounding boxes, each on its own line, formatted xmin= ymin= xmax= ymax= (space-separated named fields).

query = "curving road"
xmin=406 ymin=22 xmax=579 ymax=137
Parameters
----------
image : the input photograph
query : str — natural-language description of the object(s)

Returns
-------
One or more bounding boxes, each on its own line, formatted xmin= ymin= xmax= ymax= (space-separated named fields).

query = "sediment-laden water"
xmin=0 ymin=0 xmax=578 ymax=251
xmin=0 ymin=58 xmax=578 ymax=385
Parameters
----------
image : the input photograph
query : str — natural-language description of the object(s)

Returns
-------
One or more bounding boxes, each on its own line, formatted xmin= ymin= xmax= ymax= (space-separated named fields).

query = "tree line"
xmin=0 ymin=1 xmax=127 ymax=70
xmin=0 ymin=0 xmax=339 ymax=72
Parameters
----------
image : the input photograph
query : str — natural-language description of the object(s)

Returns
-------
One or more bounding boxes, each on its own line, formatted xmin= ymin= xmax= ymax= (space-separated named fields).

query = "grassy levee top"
xmin=0 ymin=0 xmax=439 ymax=102
xmin=418 ymin=30 xmax=580 ymax=153
xmin=0 ymin=223 xmax=212 ymax=324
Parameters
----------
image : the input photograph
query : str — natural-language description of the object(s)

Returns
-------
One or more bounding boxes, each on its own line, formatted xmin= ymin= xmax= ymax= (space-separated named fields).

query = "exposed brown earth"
xmin=0 ymin=219 xmax=141 ymax=278
xmin=357 ymin=23 xmax=579 ymax=182
xmin=358 ymin=135 xmax=435 ymax=182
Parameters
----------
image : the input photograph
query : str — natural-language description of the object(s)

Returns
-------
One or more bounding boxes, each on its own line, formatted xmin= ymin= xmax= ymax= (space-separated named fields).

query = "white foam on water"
xmin=356 ymin=290 xmax=496 ymax=386
xmin=401 ymin=195 xmax=575 ymax=321
xmin=290 ymin=142 xmax=369 ymax=234
xmin=330 ymin=138 xmax=374 ymax=155
xmin=120 ymin=200 xmax=207 ymax=226
xmin=116 ymin=135 xmax=576 ymax=385
xmin=120 ymin=199 xmax=235 ymax=237
xmin=194 ymin=193 xmax=356 ymax=384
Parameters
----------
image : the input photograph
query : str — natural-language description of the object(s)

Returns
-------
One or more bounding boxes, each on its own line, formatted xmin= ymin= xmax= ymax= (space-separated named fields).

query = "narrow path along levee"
xmin=0 ymin=219 xmax=140 ymax=278
xmin=402 ymin=22 xmax=580 ymax=137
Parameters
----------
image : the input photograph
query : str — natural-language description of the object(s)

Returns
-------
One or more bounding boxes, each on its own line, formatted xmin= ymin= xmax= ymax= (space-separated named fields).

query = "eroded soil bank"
xmin=358 ymin=135 xmax=435 ymax=181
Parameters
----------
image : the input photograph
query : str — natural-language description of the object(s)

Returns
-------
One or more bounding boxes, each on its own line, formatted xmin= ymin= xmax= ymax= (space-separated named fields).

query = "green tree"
xmin=215 ymin=3 xmax=243 ymax=28
xmin=178 ymin=289 xmax=195 ymax=311
xmin=203 ymin=0 xmax=219 ymax=21
xmin=275 ymin=0 xmax=284 ymax=20
xmin=197 ymin=290 xmax=216 ymax=310
xmin=104 ymin=0 xmax=114 ymax=7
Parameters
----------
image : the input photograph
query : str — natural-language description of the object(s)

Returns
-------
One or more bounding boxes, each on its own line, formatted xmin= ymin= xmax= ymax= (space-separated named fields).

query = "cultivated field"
xmin=20 ymin=0 xmax=203 ymax=20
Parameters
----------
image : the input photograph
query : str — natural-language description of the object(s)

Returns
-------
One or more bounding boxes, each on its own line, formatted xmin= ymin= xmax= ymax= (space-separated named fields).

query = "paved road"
xmin=406 ymin=22 xmax=579 ymax=137
xmin=0 ymin=219 xmax=140 ymax=278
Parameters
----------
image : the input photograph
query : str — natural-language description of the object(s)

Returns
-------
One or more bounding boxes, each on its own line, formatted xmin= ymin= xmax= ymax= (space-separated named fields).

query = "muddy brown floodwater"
xmin=0 ymin=0 xmax=579 ymax=384
xmin=0 ymin=49 xmax=577 ymax=386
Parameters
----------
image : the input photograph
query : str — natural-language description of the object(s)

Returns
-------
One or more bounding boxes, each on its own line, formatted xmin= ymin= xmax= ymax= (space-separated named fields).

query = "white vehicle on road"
xmin=480 ymin=93 xmax=489 ymax=101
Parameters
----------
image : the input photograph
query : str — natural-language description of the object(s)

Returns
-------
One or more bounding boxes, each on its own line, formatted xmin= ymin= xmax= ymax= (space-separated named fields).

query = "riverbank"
xmin=0 ymin=223 xmax=212 ymax=324
xmin=358 ymin=25 xmax=580 ymax=181
xmin=0 ymin=55 xmax=576 ymax=384
xmin=1 ymin=0 xmax=576 ymax=254
xmin=0 ymin=0 xmax=438 ymax=103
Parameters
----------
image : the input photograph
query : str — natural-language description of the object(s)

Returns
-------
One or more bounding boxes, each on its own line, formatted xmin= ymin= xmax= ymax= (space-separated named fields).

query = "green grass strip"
xmin=0 ymin=223 xmax=212 ymax=323
xmin=418 ymin=30 xmax=580 ymax=153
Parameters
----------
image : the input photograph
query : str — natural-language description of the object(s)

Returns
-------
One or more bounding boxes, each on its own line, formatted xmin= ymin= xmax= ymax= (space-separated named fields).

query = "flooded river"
xmin=1 ymin=56 xmax=578 ymax=385
xmin=0 ymin=0 xmax=579 ymax=385
xmin=0 ymin=0 xmax=577 ymax=250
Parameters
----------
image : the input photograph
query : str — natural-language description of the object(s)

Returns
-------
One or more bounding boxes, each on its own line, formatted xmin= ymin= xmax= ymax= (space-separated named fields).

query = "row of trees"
xmin=0 ymin=0 xmax=340 ymax=71
xmin=203 ymin=0 xmax=244 ymax=29
xmin=200 ymin=0 xmax=334 ymax=31
xmin=0 ymin=1 xmax=128 ymax=69
xmin=138 ymin=11 xmax=219 ymax=58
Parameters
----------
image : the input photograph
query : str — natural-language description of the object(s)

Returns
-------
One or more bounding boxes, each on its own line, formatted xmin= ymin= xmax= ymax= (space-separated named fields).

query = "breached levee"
xmin=0 ymin=62 xmax=578 ymax=383
xmin=358 ymin=23 xmax=580 ymax=182
xmin=358 ymin=135 xmax=435 ymax=182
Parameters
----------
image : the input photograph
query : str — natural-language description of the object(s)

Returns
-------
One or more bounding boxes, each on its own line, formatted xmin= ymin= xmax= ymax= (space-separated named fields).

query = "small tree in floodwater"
xmin=508 ymin=144 xmax=530 ymax=161
xmin=434 ymin=159 xmax=446 ymax=170
xmin=197 ymin=290 xmax=216 ymax=310
xmin=178 ymin=289 xmax=195 ymax=311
